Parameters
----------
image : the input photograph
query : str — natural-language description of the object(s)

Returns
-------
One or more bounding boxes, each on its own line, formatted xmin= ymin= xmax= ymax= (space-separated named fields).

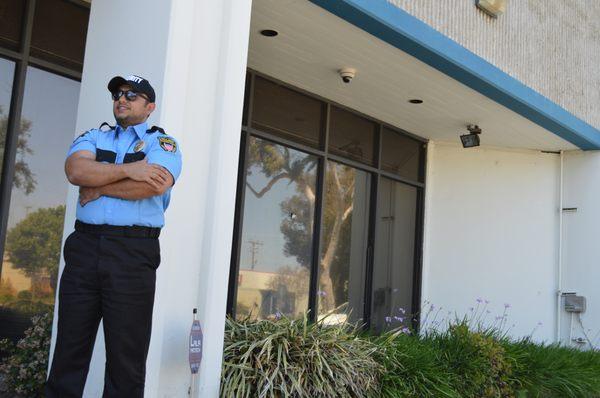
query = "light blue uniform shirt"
xmin=67 ymin=122 xmax=182 ymax=227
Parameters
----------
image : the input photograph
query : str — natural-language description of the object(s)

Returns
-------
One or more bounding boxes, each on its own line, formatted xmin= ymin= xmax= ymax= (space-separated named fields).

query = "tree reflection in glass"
xmin=236 ymin=137 xmax=317 ymax=320
xmin=1 ymin=67 xmax=79 ymax=344
xmin=318 ymin=161 xmax=369 ymax=324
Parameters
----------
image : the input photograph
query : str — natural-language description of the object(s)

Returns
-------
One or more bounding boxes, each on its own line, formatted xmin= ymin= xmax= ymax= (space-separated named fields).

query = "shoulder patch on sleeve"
xmin=158 ymin=136 xmax=177 ymax=153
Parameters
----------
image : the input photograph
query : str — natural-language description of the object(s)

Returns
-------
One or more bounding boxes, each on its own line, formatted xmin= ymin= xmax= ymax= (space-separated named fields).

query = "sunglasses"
xmin=111 ymin=90 xmax=149 ymax=102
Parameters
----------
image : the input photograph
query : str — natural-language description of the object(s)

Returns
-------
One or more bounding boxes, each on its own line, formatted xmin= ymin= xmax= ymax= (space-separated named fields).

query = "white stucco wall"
xmin=560 ymin=151 xmax=600 ymax=349
xmin=388 ymin=0 xmax=600 ymax=130
xmin=422 ymin=142 xmax=560 ymax=341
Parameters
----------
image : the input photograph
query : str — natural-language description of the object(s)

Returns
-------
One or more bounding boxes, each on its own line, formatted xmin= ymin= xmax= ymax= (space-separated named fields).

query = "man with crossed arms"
xmin=46 ymin=75 xmax=182 ymax=397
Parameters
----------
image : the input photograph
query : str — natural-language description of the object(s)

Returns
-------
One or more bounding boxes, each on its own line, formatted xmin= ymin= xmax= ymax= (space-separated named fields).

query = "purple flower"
xmin=400 ymin=327 xmax=411 ymax=334
xmin=504 ymin=303 xmax=511 ymax=309
xmin=476 ymin=298 xmax=483 ymax=303
xmin=397 ymin=308 xmax=406 ymax=314
xmin=275 ymin=311 xmax=282 ymax=320
xmin=394 ymin=316 xmax=404 ymax=322
xmin=385 ymin=316 xmax=392 ymax=323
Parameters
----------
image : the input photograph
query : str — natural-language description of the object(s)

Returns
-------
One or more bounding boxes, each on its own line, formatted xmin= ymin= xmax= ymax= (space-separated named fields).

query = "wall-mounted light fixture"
xmin=476 ymin=0 xmax=506 ymax=18
xmin=460 ymin=124 xmax=482 ymax=148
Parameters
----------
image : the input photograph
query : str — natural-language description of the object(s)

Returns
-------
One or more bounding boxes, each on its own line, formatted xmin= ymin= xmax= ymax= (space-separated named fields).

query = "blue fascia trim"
xmin=309 ymin=0 xmax=600 ymax=150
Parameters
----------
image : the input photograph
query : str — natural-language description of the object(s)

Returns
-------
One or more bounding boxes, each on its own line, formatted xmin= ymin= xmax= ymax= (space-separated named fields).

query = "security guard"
xmin=46 ymin=75 xmax=182 ymax=397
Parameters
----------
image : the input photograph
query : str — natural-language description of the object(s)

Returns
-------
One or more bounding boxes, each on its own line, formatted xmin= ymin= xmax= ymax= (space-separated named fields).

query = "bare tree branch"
xmin=246 ymin=172 xmax=290 ymax=198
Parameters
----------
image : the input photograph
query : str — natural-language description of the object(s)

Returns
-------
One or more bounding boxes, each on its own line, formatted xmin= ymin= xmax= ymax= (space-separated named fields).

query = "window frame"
xmin=227 ymin=70 xmax=427 ymax=331
xmin=0 ymin=0 xmax=88 ymax=284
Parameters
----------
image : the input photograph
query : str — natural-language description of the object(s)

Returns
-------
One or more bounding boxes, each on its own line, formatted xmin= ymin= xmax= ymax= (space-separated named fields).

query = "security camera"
xmin=339 ymin=68 xmax=356 ymax=84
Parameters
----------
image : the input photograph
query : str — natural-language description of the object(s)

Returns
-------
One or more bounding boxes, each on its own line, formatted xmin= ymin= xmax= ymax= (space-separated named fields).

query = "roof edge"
xmin=309 ymin=0 xmax=600 ymax=150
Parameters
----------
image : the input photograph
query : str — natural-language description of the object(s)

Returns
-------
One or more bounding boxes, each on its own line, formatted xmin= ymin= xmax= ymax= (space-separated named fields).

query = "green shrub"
xmin=430 ymin=321 xmax=515 ymax=398
xmin=0 ymin=311 xmax=52 ymax=397
xmin=503 ymin=338 xmax=600 ymax=398
xmin=374 ymin=330 xmax=459 ymax=398
xmin=220 ymin=313 xmax=381 ymax=398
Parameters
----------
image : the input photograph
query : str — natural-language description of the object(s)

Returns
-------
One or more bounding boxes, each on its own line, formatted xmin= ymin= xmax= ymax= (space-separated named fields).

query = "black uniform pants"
xmin=46 ymin=229 xmax=160 ymax=398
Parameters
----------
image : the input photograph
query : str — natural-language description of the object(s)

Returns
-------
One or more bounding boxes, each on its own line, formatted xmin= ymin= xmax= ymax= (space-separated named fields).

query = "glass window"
xmin=381 ymin=127 xmax=423 ymax=182
xmin=31 ymin=0 xmax=90 ymax=71
xmin=318 ymin=161 xmax=370 ymax=324
xmin=371 ymin=178 xmax=417 ymax=333
xmin=235 ymin=136 xmax=317 ymax=320
xmin=0 ymin=67 xmax=80 ymax=344
xmin=328 ymin=106 xmax=377 ymax=166
xmin=0 ymin=0 xmax=25 ymax=51
xmin=251 ymin=76 xmax=324 ymax=148
xmin=0 ymin=58 xmax=16 ymax=189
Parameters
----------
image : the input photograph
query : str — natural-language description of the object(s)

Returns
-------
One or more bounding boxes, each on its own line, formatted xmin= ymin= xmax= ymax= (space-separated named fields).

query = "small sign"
xmin=189 ymin=309 xmax=203 ymax=374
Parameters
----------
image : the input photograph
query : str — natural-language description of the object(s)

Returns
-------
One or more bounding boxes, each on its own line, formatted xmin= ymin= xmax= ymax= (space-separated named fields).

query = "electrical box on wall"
xmin=562 ymin=293 xmax=586 ymax=313
xmin=476 ymin=0 xmax=507 ymax=18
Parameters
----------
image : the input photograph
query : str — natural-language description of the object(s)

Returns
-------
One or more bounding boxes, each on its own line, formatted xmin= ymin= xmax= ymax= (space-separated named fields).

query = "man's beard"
xmin=114 ymin=113 xmax=131 ymax=127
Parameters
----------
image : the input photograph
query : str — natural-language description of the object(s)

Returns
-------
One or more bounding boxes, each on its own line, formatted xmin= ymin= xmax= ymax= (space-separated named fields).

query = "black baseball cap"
xmin=107 ymin=74 xmax=156 ymax=103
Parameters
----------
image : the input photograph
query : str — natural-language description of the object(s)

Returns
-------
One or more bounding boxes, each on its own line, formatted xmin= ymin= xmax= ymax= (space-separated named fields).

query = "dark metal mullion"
xmin=0 ymin=0 xmax=36 ymax=272
xmin=0 ymin=47 xmax=23 ymax=62
xmin=28 ymin=56 xmax=82 ymax=81
xmin=374 ymin=124 xmax=382 ymax=169
xmin=363 ymin=173 xmax=379 ymax=330
xmin=411 ymin=186 xmax=426 ymax=332
xmin=227 ymin=72 xmax=256 ymax=317
xmin=243 ymin=126 xmax=326 ymax=157
xmin=307 ymin=104 xmax=330 ymax=322
xmin=378 ymin=169 xmax=425 ymax=189
xmin=226 ymin=131 xmax=251 ymax=317
xmin=363 ymin=124 xmax=383 ymax=329
xmin=411 ymin=143 xmax=428 ymax=331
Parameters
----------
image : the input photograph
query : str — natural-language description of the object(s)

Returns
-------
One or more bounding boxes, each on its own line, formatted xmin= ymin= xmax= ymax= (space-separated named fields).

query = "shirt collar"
xmin=115 ymin=122 xmax=148 ymax=139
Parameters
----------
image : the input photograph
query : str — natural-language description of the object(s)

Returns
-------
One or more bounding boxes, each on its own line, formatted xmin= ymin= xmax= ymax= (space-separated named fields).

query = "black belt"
xmin=75 ymin=220 xmax=161 ymax=239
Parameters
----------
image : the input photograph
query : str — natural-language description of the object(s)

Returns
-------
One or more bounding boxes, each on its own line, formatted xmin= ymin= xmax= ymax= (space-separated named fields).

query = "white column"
xmin=150 ymin=0 xmax=252 ymax=396
xmin=49 ymin=0 xmax=252 ymax=396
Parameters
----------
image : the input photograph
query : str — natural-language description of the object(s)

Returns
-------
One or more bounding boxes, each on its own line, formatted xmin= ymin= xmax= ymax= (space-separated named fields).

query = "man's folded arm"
xmin=65 ymin=150 xmax=129 ymax=187
xmin=78 ymin=173 xmax=173 ymax=206
xmin=99 ymin=175 xmax=173 ymax=200
xmin=66 ymin=150 xmax=170 ymax=188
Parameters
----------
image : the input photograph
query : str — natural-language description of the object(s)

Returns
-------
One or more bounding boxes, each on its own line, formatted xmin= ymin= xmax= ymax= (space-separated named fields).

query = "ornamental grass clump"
xmin=0 ymin=311 xmax=52 ymax=397
xmin=220 ymin=313 xmax=381 ymax=398
xmin=503 ymin=338 xmax=600 ymax=397
xmin=373 ymin=330 xmax=459 ymax=398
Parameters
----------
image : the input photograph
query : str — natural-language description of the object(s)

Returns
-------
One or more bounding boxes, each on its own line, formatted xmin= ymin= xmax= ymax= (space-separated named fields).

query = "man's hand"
xmin=124 ymin=159 xmax=171 ymax=190
xmin=79 ymin=186 xmax=101 ymax=207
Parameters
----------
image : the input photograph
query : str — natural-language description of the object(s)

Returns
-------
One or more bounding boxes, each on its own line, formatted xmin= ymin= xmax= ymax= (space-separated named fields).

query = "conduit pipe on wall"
xmin=556 ymin=150 xmax=564 ymax=343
